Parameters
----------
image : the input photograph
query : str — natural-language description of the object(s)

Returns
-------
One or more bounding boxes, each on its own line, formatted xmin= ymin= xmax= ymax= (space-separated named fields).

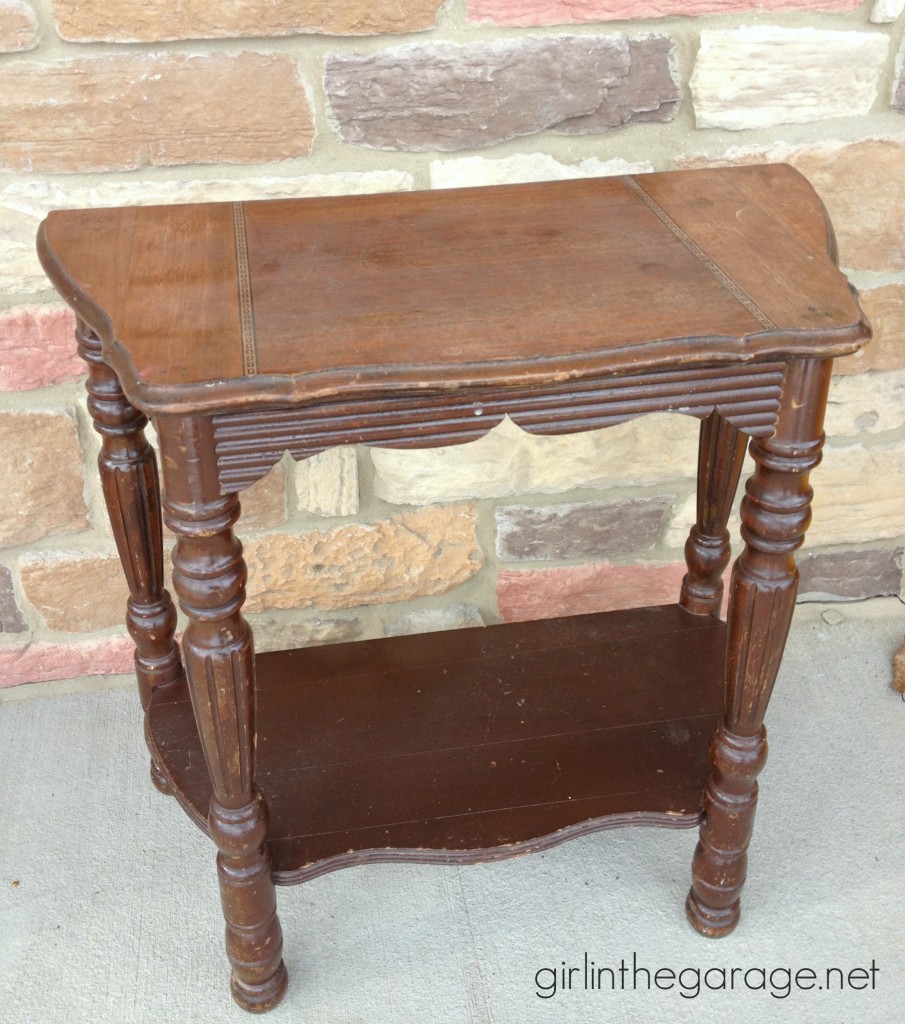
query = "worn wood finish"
xmin=37 ymin=165 xmax=871 ymax=1012
xmin=212 ymin=362 xmax=786 ymax=492
xmin=686 ymin=358 xmax=831 ymax=936
xmin=680 ymin=411 xmax=749 ymax=616
xmin=158 ymin=415 xmax=287 ymax=1013
xmin=76 ymin=316 xmax=182 ymax=790
xmin=146 ymin=604 xmax=724 ymax=879
xmin=38 ymin=167 xmax=866 ymax=416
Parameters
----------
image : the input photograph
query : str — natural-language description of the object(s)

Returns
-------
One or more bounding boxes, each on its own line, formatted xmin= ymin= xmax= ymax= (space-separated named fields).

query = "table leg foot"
xmin=687 ymin=724 xmax=765 ymax=938
xmin=686 ymin=359 xmax=830 ymax=936
xmin=685 ymin=892 xmax=739 ymax=937
xmin=211 ymin=793 xmax=287 ymax=1014
xmin=231 ymin=961 xmax=290 ymax=1013
xmin=159 ymin=415 xmax=287 ymax=1011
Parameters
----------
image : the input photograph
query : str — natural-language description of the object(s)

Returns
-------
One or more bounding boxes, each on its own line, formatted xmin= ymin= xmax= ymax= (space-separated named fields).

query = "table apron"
xmin=211 ymin=360 xmax=786 ymax=493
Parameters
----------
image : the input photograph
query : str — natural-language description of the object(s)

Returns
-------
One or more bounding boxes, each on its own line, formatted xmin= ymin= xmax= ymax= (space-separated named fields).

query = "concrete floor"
xmin=1 ymin=600 xmax=904 ymax=1024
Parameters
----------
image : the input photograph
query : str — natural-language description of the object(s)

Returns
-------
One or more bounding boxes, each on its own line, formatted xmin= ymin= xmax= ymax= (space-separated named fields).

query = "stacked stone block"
xmin=1 ymin=0 xmax=904 ymax=688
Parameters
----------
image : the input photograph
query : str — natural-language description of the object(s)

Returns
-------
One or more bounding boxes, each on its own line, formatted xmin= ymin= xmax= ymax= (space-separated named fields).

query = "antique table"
xmin=38 ymin=165 xmax=870 ymax=1012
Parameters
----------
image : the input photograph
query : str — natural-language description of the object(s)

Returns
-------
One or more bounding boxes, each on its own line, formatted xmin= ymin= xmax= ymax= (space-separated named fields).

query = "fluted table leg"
xmin=157 ymin=414 xmax=287 ymax=1013
xmin=687 ymin=359 xmax=832 ymax=936
xmin=76 ymin=318 xmax=182 ymax=791
xmin=681 ymin=411 xmax=748 ymax=617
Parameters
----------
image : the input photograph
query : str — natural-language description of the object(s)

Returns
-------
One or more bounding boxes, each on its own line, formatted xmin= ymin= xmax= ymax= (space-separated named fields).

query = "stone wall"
xmin=1 ymin=0 xmax=904 ymax=688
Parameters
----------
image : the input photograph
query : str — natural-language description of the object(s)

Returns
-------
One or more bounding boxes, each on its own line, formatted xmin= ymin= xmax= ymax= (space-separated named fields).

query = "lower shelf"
xmin=147 ymin=603 xmax=725 ymax=884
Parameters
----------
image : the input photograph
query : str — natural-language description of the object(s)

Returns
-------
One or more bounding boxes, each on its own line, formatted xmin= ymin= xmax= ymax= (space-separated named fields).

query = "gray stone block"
xmin=325 ymin=35 xmax=677 ymax=152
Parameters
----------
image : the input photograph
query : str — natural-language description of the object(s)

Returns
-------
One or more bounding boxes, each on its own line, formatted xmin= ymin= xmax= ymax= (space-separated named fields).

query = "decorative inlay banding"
xmin=232 ymin=202 xmax=258 ymax=377
xmin=623 ymin=176 xmax=778 ymax=333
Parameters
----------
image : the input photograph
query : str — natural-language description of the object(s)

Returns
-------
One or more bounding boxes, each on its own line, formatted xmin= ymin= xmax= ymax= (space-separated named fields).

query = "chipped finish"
xmin=158 ymin=413 xmax=287 ymax=1012
xmin=41 ymin=166 xmax=870 ymax=1011
xmin=212 ymin=362 xmax=786 ymax=493
xmin=680 ymin=411 xmax=749 ymax=615
xmin=37 ymin=166 xmax=868 ymax=416
xmin=76 ymin=316 xmax=181 ymax=794
xmin=687 ymin=358 xmax=832 ymax=937
xmin=145 ymin=605 xmax=725 ymax=883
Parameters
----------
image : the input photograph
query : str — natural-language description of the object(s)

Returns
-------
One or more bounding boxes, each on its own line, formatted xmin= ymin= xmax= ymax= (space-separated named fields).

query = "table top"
xmin=38 ymin=164 xmax=869 ymax=415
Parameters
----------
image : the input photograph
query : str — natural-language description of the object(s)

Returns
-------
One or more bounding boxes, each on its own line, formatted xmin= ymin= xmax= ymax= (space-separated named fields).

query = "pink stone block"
xmin=0 ymin=304 xmax=81 ymax=391
xmin=496 ymin=561 xmax=687 ymax=622
xmin=0 ymin=634 xmax=134 ymax=687
xmin=468 ymin=0 xmax=861 ymax=26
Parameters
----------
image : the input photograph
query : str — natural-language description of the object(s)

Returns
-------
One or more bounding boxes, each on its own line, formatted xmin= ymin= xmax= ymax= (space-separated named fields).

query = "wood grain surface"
xmin=38 ymin=165 xmax=869 ymax=415
xmin=147 ymin=604 xmax=724 ymax=881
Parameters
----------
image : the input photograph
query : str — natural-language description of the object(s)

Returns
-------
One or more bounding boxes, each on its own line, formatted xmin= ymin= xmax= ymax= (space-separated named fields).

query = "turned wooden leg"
xmin=77 ymin=318 xmax=182 ymax=791
xmin=681 ymin=411 xmax=748 ymax=617
xmin=158 ymin=414 xmax=287 ymax=1013
xmin=687 ymin=359 xmax=832 ymax=936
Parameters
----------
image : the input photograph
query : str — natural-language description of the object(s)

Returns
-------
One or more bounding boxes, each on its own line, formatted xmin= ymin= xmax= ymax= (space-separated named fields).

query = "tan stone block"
xmin=430 ymin=153 xmax=653 ymax=189
xmin=673 ymin=440 xmax=905 ymax=549
xmin=0 ymin=199 xmax=47 ymax=294
xmin=668 ymin=493 xmax=702 ymax=551
xmin=382 ymin=603 xmax=484 ymax=637
xmin=294 ymin=447 xmax=359 ymax=517
xmin=371 ymin=413 xmax=699 ymax=505
xmin=690 ymin=27 xmax=888 ymax=131
xmin=240 ymin=463 xmax=287 ymax=529
xmin=53 ymin=0 xmax=443 ymax=41
xmin=0 ymin=410 xmax=88 ymax=547
xmin=0 ymin=53 xmax=315 ymax=173
xmin=835 ymin=285 xmax=905 ymax=374
xmin=788 ymin=140 xmax=905 ymax=273
xmin=679 ymin=138 xmax=905 ymax=273
xmin=2 ymin=171 xmax=412 ymax=296
xmin=19 ymin=551 xmax=127 ymax=632
xmin=243 ymin=505 xmax=482 ymax=613
xmin=823 ymin=370 xmax=905 ymax=436
xmin=809 ymin=442 xmax=905 ymax=546
xmin=3 ymin=171 xmax=414 ymax=214
xmin=246 ymin=613 xmax=363 ymax=653
xmin=871 ymin=0 xmax=905 ymax=21
xmin=894 ymin=35 xmax=905 ymax=112
xmin=666 ymin=491 xmax=743 ymax=551
xmin=0 ymin=0 xmax=38 ymax=52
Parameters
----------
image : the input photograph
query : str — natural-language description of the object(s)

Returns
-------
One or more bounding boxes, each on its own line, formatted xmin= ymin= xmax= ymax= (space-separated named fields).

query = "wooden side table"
xmin=38 ymin=166 xmax=870 ymax=1013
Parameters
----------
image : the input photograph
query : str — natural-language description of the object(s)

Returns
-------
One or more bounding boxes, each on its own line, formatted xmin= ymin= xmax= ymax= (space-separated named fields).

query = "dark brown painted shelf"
xmin=147 ymin=603 xmax=725 ymax=884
